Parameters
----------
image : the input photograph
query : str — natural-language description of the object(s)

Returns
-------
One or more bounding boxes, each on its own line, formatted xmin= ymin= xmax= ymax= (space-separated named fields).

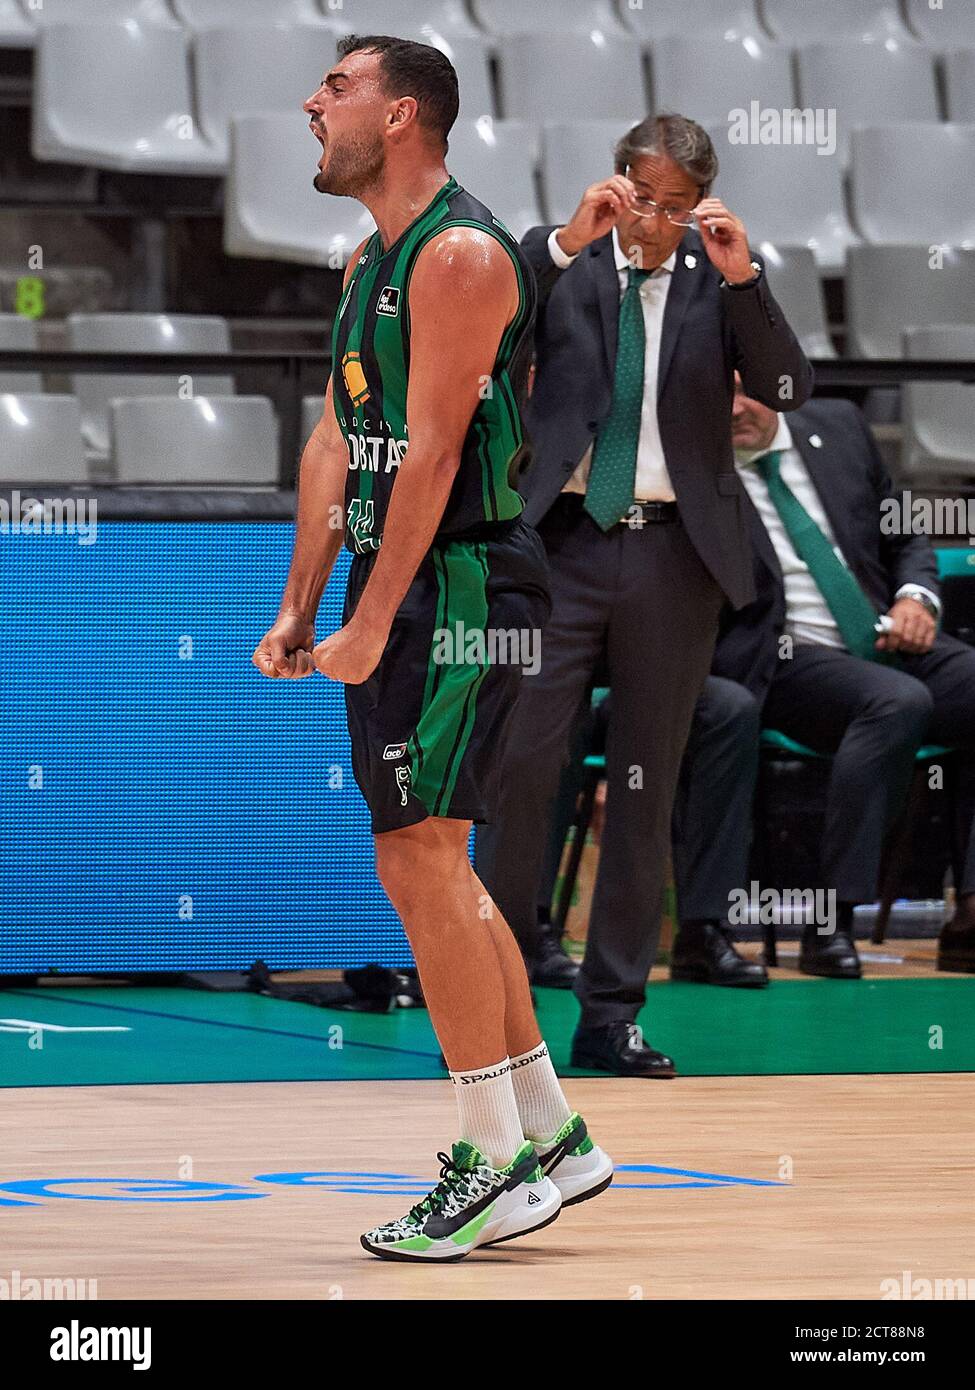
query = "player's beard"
xmin=314 ymin=130 xmax=385 ymax=198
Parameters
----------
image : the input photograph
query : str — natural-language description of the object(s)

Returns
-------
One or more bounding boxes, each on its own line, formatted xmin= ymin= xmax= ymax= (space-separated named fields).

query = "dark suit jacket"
xmin=711 ymin=397 xmax=941 ymax=701
xmin=517 ymin=224 xmax=814 ymax=610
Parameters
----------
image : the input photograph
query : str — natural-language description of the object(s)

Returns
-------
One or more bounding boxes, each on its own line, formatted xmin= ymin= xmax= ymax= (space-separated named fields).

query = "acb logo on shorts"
xmin=383 ymin=743 xmax=407 ymax=761
xmin=376 ymin=285 xmax=401 ymax=317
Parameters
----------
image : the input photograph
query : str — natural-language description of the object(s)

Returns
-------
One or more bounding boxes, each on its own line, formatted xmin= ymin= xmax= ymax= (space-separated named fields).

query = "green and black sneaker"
xmin=360 ymin=1140 xmax=562 ymax=1261
xmin=535 ymin=1112 xmax=614 ymax=1206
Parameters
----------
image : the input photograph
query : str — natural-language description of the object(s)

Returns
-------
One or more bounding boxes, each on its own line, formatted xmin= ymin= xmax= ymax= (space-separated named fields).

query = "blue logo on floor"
xmin=0 ymin=1164 xmax=787 ymax=1204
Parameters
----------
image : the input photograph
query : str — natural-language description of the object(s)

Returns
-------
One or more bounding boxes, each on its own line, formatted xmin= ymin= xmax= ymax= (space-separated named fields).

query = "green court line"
xmin=0 ymin=977 xmax=972 ymax=1088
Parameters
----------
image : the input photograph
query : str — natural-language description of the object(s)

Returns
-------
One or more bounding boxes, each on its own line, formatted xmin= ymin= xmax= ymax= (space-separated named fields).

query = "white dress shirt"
xmin=736 ymin=416 xmax=940 ymax=649
xmin=548 ymin=226 xmax=676 ymax=502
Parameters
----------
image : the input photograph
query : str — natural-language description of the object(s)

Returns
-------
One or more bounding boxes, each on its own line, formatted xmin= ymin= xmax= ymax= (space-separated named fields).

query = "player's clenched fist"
xmin=251 ymin=611 xmax=316 ymax=679
xmin=556 ymin=175 xmax=636 ymax=257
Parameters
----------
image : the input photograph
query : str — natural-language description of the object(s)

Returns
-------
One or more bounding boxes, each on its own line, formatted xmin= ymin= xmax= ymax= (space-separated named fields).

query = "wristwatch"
xmin=896 ymin=586 xmax=939 ymax=619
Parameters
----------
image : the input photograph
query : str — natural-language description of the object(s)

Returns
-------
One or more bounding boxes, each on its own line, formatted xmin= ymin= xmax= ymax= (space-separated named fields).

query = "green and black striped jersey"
xmin=330 ymin=176 xmax=536 ymax=555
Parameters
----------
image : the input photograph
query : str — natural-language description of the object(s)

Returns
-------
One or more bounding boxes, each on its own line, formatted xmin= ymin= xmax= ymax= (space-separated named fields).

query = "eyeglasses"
xmin=627 ymin=194 xmax=696 ymax=227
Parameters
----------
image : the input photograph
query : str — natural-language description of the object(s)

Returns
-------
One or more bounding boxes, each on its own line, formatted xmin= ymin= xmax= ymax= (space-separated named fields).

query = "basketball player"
xmin=252 ymin=35 xmax=612 ymax=1261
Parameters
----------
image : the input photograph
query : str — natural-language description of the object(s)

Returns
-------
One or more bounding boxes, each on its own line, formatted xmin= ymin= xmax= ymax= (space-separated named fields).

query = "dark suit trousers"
xmin=761 ymin=634 xmax=975 ymax=901
xmin=475 ymin=496 xmax=724 ymax=1027
xmin=671 ymin=676 xmax=762 ymax=923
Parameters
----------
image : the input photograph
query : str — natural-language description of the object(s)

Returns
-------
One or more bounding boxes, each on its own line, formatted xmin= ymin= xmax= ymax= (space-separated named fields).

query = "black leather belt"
xmin=555 ymin=492 xmax=680 ymax=526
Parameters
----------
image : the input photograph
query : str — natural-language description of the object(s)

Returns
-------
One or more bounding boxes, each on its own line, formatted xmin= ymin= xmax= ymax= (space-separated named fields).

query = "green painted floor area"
xmin=0 ymin=977 xmax=971 ymax=1087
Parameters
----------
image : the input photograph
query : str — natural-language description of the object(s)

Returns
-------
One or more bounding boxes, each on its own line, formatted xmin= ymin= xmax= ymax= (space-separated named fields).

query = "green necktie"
xmin=584 ymin=266 xmax=653 ymax=530
xmin=756 ymin=449 xmax=885 ymax=662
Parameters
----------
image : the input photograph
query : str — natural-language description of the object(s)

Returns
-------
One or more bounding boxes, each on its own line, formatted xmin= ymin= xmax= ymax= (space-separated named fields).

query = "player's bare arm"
xmin=253 ymin=243 xmax=369 ymax=680
xmin=312 ymin=226 xmax=519 ymax=685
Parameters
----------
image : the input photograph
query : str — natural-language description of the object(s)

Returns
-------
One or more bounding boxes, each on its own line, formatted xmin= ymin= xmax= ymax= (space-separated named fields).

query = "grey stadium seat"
xmin=112 ymin=397 xmax=279 ymax=485
xmin=758 ymin=246 xmax=835 ymax=358
xmin=620 ymin=0 xmax=766 ymax=42
xmin=302 ymin=394 xmax=325 ymax=444
xmin=902 ymin=326 xmax=975 ymax=482
xmin=33 ymin=22 xmax=223 ymax=174
xmin=0 ymin=0 xmax=35 ymax=47
xmin=194 ymin=26 xmax=335 ymax=162
xmin=904 ymin=0 xmax=975 ymax=47
xmin=650 ymin=36 xmax=793 ymax=128
xmin=850 ymin=124 xmax=975 ymax=247
xmin=540 ymin=121 xmax=628 ymax=225
xmin=796 ymin=42 xmax=939 ymax=166
xmin=945 ymin=50 xmax=975 ymax=123
xmin=0 ymin=395 xmax=88 ymax=485
xmin=224 ymin=113 xmax=376 ymax=268
xmin=444 ymin=119 xmax=542 ymax=242
xmin=705 ymin=119 xmax=856 ymax=272
xmin=172 ymin=0 xmax=328 ymax=26
xmin=497 ymin=34 xmax=646 ymax=123
xmin=0 ymin=315 xmax=42 ymax=394
xmin=760 ymin=0 xmax=911 ymax=43
xmin=405 ymin=31 xmax=495 ymax=120
xmin=67 ymin=313 xmax=234 ymax=457
xmin=470 ymin=0 xmax=625 ymax=37
xmin=322 ymin=0 xmax=479 ymax=39
xmin=845 ymin=245 xmax=975 ymax=358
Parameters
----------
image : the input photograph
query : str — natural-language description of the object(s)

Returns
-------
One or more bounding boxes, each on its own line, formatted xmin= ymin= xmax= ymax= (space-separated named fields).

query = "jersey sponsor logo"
xmin=383 ymin=743 xmax=407 ymax=761
xmin=375 ymin=285 xmax=401 ymax=317
xmin=340 ymin=350 xmax=370 ymax=407
xmin=395 ymin=766 xmax=411 ymax=807
xmin=347 ymin=432 xmax=407 ymax=473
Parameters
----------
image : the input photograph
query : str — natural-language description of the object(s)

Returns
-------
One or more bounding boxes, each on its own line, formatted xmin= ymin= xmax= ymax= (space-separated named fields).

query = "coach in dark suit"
xmin=475 ymin=114 xmax=813 ymax=1076
xmin=677 ymin=386 xmax=975 ymax=978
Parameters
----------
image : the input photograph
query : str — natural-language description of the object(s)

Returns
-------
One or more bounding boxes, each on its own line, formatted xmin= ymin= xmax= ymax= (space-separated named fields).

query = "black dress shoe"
xmin=799 ymin=926 xmax=862 ymax=979
xmin=531 ymin=922 xmax=580 ymax=989
xmin=671 ymin=921 xmax=768 ymax=988
xmin=571 ymin=1022 xmax=676 ymax=1077
xmin=937 ymin=918 xmax=975 ymax=974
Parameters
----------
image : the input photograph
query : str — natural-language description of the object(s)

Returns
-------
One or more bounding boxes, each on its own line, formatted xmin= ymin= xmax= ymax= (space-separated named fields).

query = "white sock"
xmin=449 ymin=1057 xmax=525 ymax=1170
xmin=509 ymin=1040 xmax=573 ymax=1144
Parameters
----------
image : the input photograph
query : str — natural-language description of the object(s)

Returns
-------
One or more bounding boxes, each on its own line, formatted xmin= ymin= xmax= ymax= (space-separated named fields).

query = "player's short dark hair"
xmin=336 ymin=33 xmax=460 ymax=150
xmin=615 ymin=113 xmax=718 ymax=196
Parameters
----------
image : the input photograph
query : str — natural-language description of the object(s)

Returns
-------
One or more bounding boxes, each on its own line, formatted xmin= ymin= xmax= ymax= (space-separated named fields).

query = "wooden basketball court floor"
xmin=2 ymin=941 xmax=973 ymax=1301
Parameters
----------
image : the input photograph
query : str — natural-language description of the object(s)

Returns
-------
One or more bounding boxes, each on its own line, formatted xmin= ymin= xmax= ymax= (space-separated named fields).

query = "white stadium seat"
xmin=32 ymin=22 xmax=224 ymax=174
xmin=850 ymin=124 xmax=975 ymax=247
xmin=902 ymin=325 xmax=975 ymax=482
xmin=845 ymin=245 xmax=975 ymax=358
xmin=540 ymin=120 xmax=627 ymax=225
xmin=172 ymin=0 xmax=329 ymax=27
xmin=471 ymin=0 xmax=625 ymax=38
xmin=224 ymin=113 xmax=376 ymax=268
xmin=29 ymin=0 xmax=177 ymax=24
xmin=497 ymin=33 xmax=646 ymax=123
xmin=0 ymin=395 xmax=88 ymax=485
xmin=112 ymin=397 xmax=279 ymax=485
xmin=444 ymin=119 xmax=542 ymax=242
xmin=406 ymin=32 xmax=495 ymax=121
xmin=0 ymin=314 xmax=43 ymax=394
xmin=945 ymin=50 xmax=975 ymax=124
xmin=705 ymin=119 xmax=857 ymax=273
xmin=194 ymin=25 xmax=335 ymax=162
xmin=649 ymin=35 xmax=794 ymax=128
xmin=756 ymin=245 xmax=836 ymax=358
xmin=619 ymin=0 xmax=766 ymax=43
xmin=761 ymin=0 xmax=912 ymax=44
xmin=321 ymin=0 xmax=480 ymax=39
xmin=796 ymin=41 xmax=939 ymax=166
xmin=0 ymin=0 xmax=35 ymax=47
xmin=904 ymin=0 xmax=975 ymax=47
xmin=66 ymin=314 xmax=234 ymax=458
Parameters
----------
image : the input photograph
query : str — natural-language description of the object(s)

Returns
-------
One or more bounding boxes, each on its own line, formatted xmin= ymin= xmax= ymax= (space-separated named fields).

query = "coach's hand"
xmin=252 ymin=611 xmax=316 ymax=679
xmin=694 ymin=197 xmax=755 ymax=284
xmin=876 ymin=597 xmax=937 ymax=655
xmin=556 ymin=175 xmax=635 ymax=257
xmin=312 ymin=620 xmax=385 ymax=685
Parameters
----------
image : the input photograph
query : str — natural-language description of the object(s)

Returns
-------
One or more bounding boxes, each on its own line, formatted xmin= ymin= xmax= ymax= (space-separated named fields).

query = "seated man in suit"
xmin=671 ymin=378 xmax=975 ymax=978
